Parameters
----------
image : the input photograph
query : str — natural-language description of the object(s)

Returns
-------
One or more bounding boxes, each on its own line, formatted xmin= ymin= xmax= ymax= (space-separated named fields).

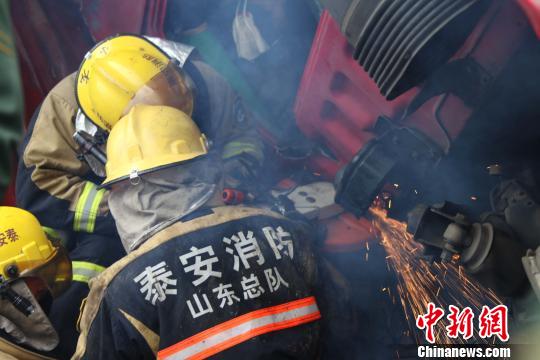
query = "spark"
xmin=369 ymin=207 xmax=503 ymax=345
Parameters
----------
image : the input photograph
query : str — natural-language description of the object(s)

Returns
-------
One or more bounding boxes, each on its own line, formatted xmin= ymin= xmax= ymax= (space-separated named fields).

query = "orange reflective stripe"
xmin=158 ymin=296 xmax=321 ymax=360
xmin=192 ymin=311 xmax=320 ymax=360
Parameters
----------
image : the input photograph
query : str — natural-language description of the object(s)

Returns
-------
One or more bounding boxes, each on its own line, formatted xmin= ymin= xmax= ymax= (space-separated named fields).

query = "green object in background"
xmin=0 ymin=0 xmax=23 ymax=197
xmin=182 ymin=27 xmax=280 ymax=137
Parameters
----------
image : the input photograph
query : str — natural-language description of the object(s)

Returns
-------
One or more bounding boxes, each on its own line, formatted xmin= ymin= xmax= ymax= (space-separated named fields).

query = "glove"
xmin=223 ymin=153 xmax=260 ymax=189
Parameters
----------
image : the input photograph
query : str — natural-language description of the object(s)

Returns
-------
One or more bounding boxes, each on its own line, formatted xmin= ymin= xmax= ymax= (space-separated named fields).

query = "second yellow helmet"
xmin=102 ymin=105 xmax=209 ymax=187
xmin=0 ymin=207 xmax=71 ymax=298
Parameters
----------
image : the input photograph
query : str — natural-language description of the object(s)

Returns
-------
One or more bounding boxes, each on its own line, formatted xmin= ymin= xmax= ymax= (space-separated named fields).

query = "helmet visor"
xmin=23 ymin=245 xmax=72 ymax=299
xmin=123 ymin=62 xmax=194 ymax=118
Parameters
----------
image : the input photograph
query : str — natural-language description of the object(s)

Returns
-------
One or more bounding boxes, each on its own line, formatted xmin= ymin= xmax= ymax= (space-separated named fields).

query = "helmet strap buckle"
xmin=129 ymin=169 xmax=141 ymax=185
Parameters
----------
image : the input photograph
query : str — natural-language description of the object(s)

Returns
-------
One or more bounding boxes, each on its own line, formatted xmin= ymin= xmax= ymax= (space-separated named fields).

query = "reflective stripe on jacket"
xmin=71 ymin=261 xmax=105 ymax=284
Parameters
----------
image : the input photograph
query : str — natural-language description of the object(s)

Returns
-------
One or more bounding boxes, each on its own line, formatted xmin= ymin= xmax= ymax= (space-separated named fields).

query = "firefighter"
xmin=0 ymin=0 xmax=22 ymax=199
xmin=72 ymin=105 xmax=322 ymax=359
xmin=0 ymin=207 xmax=72 ymax=360
xmin=15 ymin=34 xmax=264 ymax=358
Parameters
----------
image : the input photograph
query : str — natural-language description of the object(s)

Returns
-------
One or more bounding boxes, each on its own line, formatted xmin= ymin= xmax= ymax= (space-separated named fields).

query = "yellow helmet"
xmin=0 ymin=207 xmax=71 ymax=298
xmin=76 ymin=34 xmax=194 ymax=131
xmin=102 ymin=105 xmax=209 ymax=187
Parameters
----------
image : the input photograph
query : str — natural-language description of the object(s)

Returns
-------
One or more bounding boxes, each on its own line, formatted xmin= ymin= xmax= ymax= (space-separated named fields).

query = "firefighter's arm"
xmin=220 ymin=94 xmax=265 ymax=186
xmin=193 ymin=61 xmax=265 ymax=185
xmin=16 ymin=76 xmax=115 ymax=235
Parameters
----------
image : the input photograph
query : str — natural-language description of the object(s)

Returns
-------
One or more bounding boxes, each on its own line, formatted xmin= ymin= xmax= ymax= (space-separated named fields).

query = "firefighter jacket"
xmin=73 ymin=206 xmax=322 ymax=360
xmin=16 ymin=60 xmax=264 ymax=237
xmin=0 ymin=336 xmax=57 ymax=360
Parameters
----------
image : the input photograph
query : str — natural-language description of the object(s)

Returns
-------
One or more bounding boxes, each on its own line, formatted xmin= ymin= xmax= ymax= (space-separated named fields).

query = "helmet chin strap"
xmin=0 ymin=279 xmax=34 ymax=317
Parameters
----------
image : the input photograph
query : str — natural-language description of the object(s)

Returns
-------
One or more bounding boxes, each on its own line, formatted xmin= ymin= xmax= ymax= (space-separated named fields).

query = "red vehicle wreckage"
xmin=3 ymin=0 xmax=540 ymax=358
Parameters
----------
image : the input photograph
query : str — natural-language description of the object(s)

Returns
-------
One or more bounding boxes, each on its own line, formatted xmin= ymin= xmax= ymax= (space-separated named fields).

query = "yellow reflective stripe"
xmin=72 ymin=274 xmax=91 ymax=283
xmin=87 ymin=188 xmax=105 ymax=233
xmin=73 ymin=261 xmax=105 ymax=272
xmin=74 ymin=183 xmax=105 ymax=233
xmin=222 ymin=142 xmax=262 ymax=160
xmin=42 ymin=226 xmax=60 ymax=240
xmin=74 ymin=183 xmax=92 ymax=231
xmin=42 ymin=226 xmax=67 ymax=247
xmin=72 ymin=261 xmax=105 ymax=283
xmin=223 ymin=141 xmax=259 ymax=152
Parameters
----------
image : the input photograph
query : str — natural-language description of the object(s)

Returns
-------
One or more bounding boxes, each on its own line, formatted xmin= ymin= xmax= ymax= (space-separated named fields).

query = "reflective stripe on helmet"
xmin=74 ymin=182 xmax=106 ymax=233
xmin=157 ymin=296 xmax=320 ymax=360
xmin=72 ymin=261 xmax=105 ymax=284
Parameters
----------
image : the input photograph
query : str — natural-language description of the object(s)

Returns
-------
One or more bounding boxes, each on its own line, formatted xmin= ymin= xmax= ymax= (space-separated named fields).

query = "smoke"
xmin=166 ymin=0 xmax=317 ymax=141
xmin=12 ymin=1 xmax=540 ymax=357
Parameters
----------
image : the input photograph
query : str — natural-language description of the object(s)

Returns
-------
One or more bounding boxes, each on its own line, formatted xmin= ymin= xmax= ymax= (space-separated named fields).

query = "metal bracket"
xmin=335 ymin=117 xmax=443 ymax=216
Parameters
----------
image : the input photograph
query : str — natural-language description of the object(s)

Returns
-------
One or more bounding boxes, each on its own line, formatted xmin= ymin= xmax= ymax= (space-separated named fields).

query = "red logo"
xmin=478 ymin=305 xmax=509 ymax=342
xmin=446 ymin=305 xmax=474 ymax=340
xmin=416 ymin=303 xmax=509 ymax=343
xmin=416 ymin=303 xmax=445 ymax=344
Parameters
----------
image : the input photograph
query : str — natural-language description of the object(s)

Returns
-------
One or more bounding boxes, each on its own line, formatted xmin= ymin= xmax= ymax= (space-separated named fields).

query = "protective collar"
xmin=109 ymin=156 xmax=222 ymax=252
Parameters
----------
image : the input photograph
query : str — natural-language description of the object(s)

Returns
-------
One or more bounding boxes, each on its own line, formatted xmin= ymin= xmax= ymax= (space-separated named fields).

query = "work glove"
xmin=223 ymin=152 xmax=260 ymax=190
